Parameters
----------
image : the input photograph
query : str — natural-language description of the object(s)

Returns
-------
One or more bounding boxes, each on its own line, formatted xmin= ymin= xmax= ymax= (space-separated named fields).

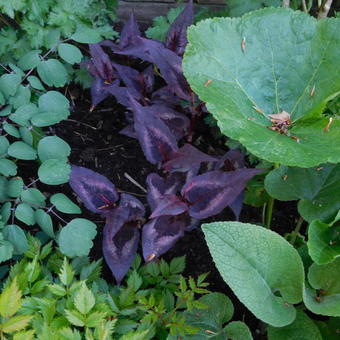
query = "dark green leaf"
xmin=2 ymin=225 xmax=28 ymax=254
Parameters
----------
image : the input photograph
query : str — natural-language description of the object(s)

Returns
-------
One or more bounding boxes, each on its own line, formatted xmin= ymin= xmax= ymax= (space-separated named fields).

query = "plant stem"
xmin=301 ymin=0 xmax=308 ymax=12
xmin=282 ymin=0 xmax=290 ymax=8
xmin=265 ymin=196 xmax=275 ymax=229
xmin=289 ymin=216 xmax=304 ymax=245
xmin=318 ymin=0 xmax=333 ymax=18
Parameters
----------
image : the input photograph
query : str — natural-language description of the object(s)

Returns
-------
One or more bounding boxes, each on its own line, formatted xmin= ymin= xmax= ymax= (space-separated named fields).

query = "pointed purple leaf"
xmin=165 ymin=0 xmax=194 ymax=56
xmin=151 ymin=86 xmax=181 ymax=106
xmin=69 ymin=166 xmax=119 ymax=215
xmin=119 ymin=124 xmax=137 ymax=139
xmin=214 ymin=149 xmax=245 ymax=171
xmin=103 ymin=211 xmax=140 ymax=284
xmin=141 ymin=65 xmax=155 ymax=94
xmin=150 ymin=194 xmax=188 ymax=219
xmin=181 ymin=169 xmax=262 ymax=219
xmin=119 ymin=12 xmax=141 ymax=49
xmin=142 ymin=215 xmax=187 ymax=261
xmin=119 ymin=193 xmax=145 ymax=220
xmin=89 ymin=44 xmax=115 ymax=83
xmin=229 ymin=191 xmax=244 ymax=220
xmin=163 ymin=144 xmax=218 ymax=172
xmin=130 ymin=97 xmax=178 ymax=164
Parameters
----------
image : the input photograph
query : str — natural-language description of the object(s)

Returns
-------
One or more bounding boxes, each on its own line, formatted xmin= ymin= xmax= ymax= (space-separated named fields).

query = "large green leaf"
xmin=183 ymin=9 xmax=340 ymax=167
xmin=228 ymin=0 xmax=281 ymax=17
xmin=264 ymin=164 xmax=340 ymax=222
xmin=202 ymin=222 xmax=304 ymax=327
xmin=37 ymin=59 xmax=68 ymax=87
xmin=267 ymin=309 xmax=322 ymax=340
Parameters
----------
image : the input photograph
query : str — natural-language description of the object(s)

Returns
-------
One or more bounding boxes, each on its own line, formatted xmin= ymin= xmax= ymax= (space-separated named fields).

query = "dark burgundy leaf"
xmin=165 ymin=0 xmax=194 ymax=56
xmin=103 ymin=211 xmax=140 ymax=284
xmin=89 ymin=44 xmax=115 ymax=83
xmin=131 ymin=97 xmax=178 ymax=164
xmin=142 ymin=215 xmax=187 ymax=261
xmin=163 ymin=144 xmax=218 ymax=172
xmin=181 ymin=169 xmax=262 ymax=219
xmin=150 ymin=194 xmax=188 ymax=219
xmin=69 ymin=166 xmax=119 ymax=216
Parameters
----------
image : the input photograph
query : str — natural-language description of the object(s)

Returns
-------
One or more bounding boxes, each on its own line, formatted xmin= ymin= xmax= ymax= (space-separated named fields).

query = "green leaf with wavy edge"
xmin=15 ymin=203 xmax=35 ymax=226
xmin=264 ymin=164 xmax=340 ymax=223
xmin=0 ymin=159 xmax=17 ymax=176
xmin=7 ymin=141 xmax=37 ymax=160
xmin=0 ymin=240 xmax=14 ymax=263
xmin=228 ymin=0 xmax=281 ymax=17
xmin=183 ymin=8 xmax=340 ymax=167
xmin=2 ymin=225 xmax=28 ymax=255
xmin=38 ymin=160 xmax=70 ymax=185
xmin=37 ymin=136 xmax=70 ymax=162
xmin=0 ymin=277 xmax=22 ymax=317
xmin=37 ymin=59 xmax=68 ymax=87
xmin=202 ymin=221 xmax=304 ymax=327
xmin=58 ymin=43 xmax=83 ymax=65
xmin=267 ymin=309 xmax=322 ymax=340
xmin=224 ymin=321 xmax=253 ymax=340
xmin=50 ymin=193 xmax=81 ymax=214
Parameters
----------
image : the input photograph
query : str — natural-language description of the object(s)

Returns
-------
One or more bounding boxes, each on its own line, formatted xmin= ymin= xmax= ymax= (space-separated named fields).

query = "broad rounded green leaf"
xmin=0 ymin=74 xmax=21 ymax=99
xmin=18 ymin=50 xmax=41 ymax=70
xmin=38 ymin=160 xmax=71 ymax=185
xmin=2 ymin=225 xmax=28 ymax=255
xmin=10 ymin=103 xmax=39 ymax=127
xmin=27 ymin=76 xmax=45 ymax=91
xmin=38 ymin=136 xmax=71 ymax=162
xmin=0 ymin=177 xmax=9 ymax=202
xmin=3 ymin=123 xmax=20 ymax=138
xmin=71 ymin=25 xmax=102 ymax=43
xmin=58 ymin=218 xmax=97 ymax=257
xmin=58 ymin=43 xmax=83 ymax=65
xmin=38 ymin=91 xmax=69 ymax=112
xmin=31 ymin=111 xmax=69 ymax=127
xmin=307 ymin=219 xmax=340 ymax=265
xmin=0 ymin=136 xmax=10 ymax=157
xmin=15 ymin=203 xmax=35 ymax=225
xmin=202 ymin=221 xmax=304 ymax=327
xmin=0 ymin=202 xmax=12 ymax=223
xmin=228 ymin=0 xmax=280 ymax=17
xmin=267 ymin=309 xmax=322 ymax=340
xmin=0 ymin=240 xmax=13 ymax=263
xmin=183 ymin=9 xmax=340 ymax=167
xmin=50 ymin=193 xmax=81 ymax=214
xmin=21 ymin=188 xmax=46 ymax=207
xmin=35 ymin=209 xmax=54 ymax=238
xmin=0 ymin=159 xmax=17 ymax=176
xmin=0 ymin=106 xmax=12 ymax=117
xmin=303 ymin=258 xmax=340 ymax=316
xmin=7 ymin=177 xmax=23 ymax=197
xmin=7 ymin=142 xmax=37 ymax=160
xmin=37 ymin=59 xmax=68 ymax=87
xmin=9 ymin=85 xmax=31 ymax=109
xmin=224 ymin=321 xmax=253 ymax=340
xmin=265 ymin=164 xmax=340 ymax=222
xmin=19 ymin=127 xmax=33 ymax=146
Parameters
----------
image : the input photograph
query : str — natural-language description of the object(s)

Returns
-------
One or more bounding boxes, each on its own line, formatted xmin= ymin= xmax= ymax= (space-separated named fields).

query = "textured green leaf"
xmin=59 ymin=258 xmax=74 ymax=286
xmin=35 ymin=209 xmax=54 ymax=238
xmin=265 ymin=164 xmax=340 ymax=222
xmin=58 ymin=219 xmax=97 ymax=257
xmin=10 ymin=103 xmax=39 ymax=127
xmin=267 ymin=309 xmax=322 ymax=340
xmin=21 ymin=188 xmax=46 ymax=207
xmin=0 ymin=277 xmax=22 ymax=317
xmin=0 ymin=73 xmax=21 ymax=99
xmin=84 ymin=311 xmax=107 ymax=328
xmin=12 ymin=330 xmax=35 ymax=340
xmin=38 ymin=160 xmax=70 ymax=185
xmin=38 ymin=136 xmax=70 ymax=162
xmin=74 ymin=281 xmax=95 ymax=314
xmin=307 ymin=219 xmax=340 ymax=264
xmin=71 ymin=25 xmax=102 ymax=43
xmin=7 ymin=141 xmax=37 ymax=160
xmin=50 ymin=193 xmax=81 ymax=214
xmin=18 ymin=50 xmax=41 ymax=70
xmin=2 ymin=225 xmax=28 ymax=255
xmin=228 ymin=0 xmax=281 ymax=17
xmin=183 ymin=9 xmax=340 ymax=167
xmin=58 ymin=43 xmax=83 ymax=64
xmin=0 ymin=159 xmax=17 ymax=176
xmin=2 ymin=315 xmax=33 ymax=333
xmin=64 ymin=309 xmax=85 ymax=327
xmin=0 ymin=105 xmax=12 ymax=117
xmin=3 ymin=123 xmax=20 ymax=137
xmin=48 ymin=283 xmax=67 ymax=297
xmin=37 ymin=59 xmax=68 ymax=87
xmin=0 ymin=240 xmax=14 ymax=263
xmin=9 ymin=85 xmax=31 ymax=109
xmin=27 ymin=76 xmax=45 ymax=90
xmin=224 ymin=321 xmax=253 ymax=340
xmin=15 ymin=203 xmax=35 ymax=225
xmin=202 ymin=222 xmax=304 ymax=327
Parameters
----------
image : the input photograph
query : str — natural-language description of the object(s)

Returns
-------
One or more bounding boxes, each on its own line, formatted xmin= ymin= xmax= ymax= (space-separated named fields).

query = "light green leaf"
xmin=84 ymin=311 xmax=107 ymax=328
xmin=59 ymin=327 xmax=82 ymax=340
xmin=183 ymin=9 xmax=340 ymax=167
xmin=10 ymin=103 xmax=38 ymax=127
xmin=38 ymin=136 xmax=71 ymax=162
xmin=31 ymin=110 xmax=69 ymax=126
xmin=64 ymin=309 xmax=85 ymax=327
xmin=18 ymin=50 xmax=41 ymax=70
xmin=0 ymin=277 xmax=22 ymax=317
xmin=265 ymin=164 xmax=340 ymax=223
xmin=50 ymin=193 xmax=81 ymax=214
xmin=48 ymin=283 xmax=67 ymax=297
xmin=27 ymin=75 xmax=45 ymax=90
xmin=38 ymin=160 xmax=70 ymax=185
xmin=0 ymin=159 xmax=17 ymax=176
xmin=21 ymin=188 xmax=46 ymax=207
xmin=74 ymin=281 xmax=95 ymax=314
xmin=1 ymin=315 xmax=33 ymax=333
xmin=58 ymin=219 xmax=97 ymax=257
xmin=59 ymin=258 xmax=74 ymax=286
xmin=12 ymin=330 xmax=35 ymax=340
xmin=15 ymin=203 xmax=35 ymax=225
xmin=7 ymin=141 xmax=37 ymax=160
xmin=224 ymin=321 xmax=253 ymax=340
xmin=0 ymin=240 xmax=14 ymax=263
xmin=0 ymin=73 xmax=21 ymax=99
xmin=267 ymin=309 xmax=322 ymax=340
xmin=35 ymin=209 xmax=54 ymax=238
xmin=2 ymin=225 xmax=28 ymax=254
xmin=38 ymin=91 xmax=69 ymax=112
xmin=228 ymin=0 xmax=281 ymax=17
xmin=37 ymin=59 xmax=68 ymax=87
xmin=58 ymin=43 xmax=83 ymax=64
xmin=71 ymin=25 xmax=102 ymax=43
xmin=202 ymin=222 xmax=304 ymax=327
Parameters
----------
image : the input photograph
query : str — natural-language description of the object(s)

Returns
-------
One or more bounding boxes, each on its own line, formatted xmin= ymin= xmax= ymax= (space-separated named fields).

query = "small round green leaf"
xmin=202 ymin=221 xmax=304 ymax=327
xmin=0 ymin=74 xmax=21 ymax=99
xmin=0 ymin=106 xmax=12 ymax=117
xmin=37 ymin=59 xmax=68 ymax=87
xmin=31 ymin=111 xmax=69 ymax=127
xmin=0 ymin=159 xmax=17 ymax=176
xmin=0 ymin=136 xmax=10 ymax=157
xmin=3 ymin=123 xmax=20 ymax=138
xmin=71 ymin=25 xmax=102 ymax=43
xmin=7 ymin=177 xmax=23 ymax=197
xmin=19 ymin=127 xmax=33 ymax=146
xmin=58 ymin=43 xmax=83 ymax=65
xmin=2 ymin=225 xmax=28 ymax=255
xmin=0 ymin=202 xmax=11 ymax=223
xmin=50 ymin=193 xmax=81 ymax=214
xmin=18 ymin=50 xmax=41 ymax=70
xmin=27 ymin=76 xmax=45 ymax=91
xmin=15 ymin=203 xmax=35 ymax=225
xmin=0 ymin=240 xmax=14 ymax=263
xmin=58 ymin=218 xmax=97 ymax=257
xmin=35 ymin=209 xmax=54 ymax=238
xmin=38 ymin=91 xmax=69 ymax=112
xmin=38 ymin=136 xmax=71 ymax=162
xmin=7 ymin=141 xmax=37 ymax=160
xmin=9 ymin=103 xmax=39 ymax=127
xmin=224 ymin=321 xmax=253 ymax=340
xmin=8 ymin=85 xmax=31 ymax=109
xmin=21 ymin=188 xmax=46 ymax=207
xmin=38 ymin=160 xmax=70 ymax=185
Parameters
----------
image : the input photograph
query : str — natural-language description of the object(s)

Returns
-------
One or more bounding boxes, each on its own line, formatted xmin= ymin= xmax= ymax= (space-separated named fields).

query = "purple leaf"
xmin=142 ymin=215 xmax=187 ymax=261
xmin=119 ymin=193 xmax=145 ymax=220
xmin=214 ymin=149 xmax=245 ymax=171
xmin=141 ymin=65 xmax=155 ymax=94
xmin=229 ymin=191 xmax=244 ymax=220
xmin=89 ymin=44 xmax=115 ymax=83
xmin=151 ymin=86 xmax=181 ymax=106
xmin=69 ymin=166 xmax=119 ymax=216
xmin=181 ymin=169 xmax=262 ymax=219
xmin=119 ymin=12 xmax=141 ymax=49
xmin=119 ymin=124 xmax=137 ymax=139
xmin=131 ymin=97 xmax=178 ymax=164
xmin=150 ymin=194 xmax=188 ymax=219
xmin=163 ymin=144 xmax=218 ymax=172
xmin=165 ymin=0 xmax=194 ymax=56
xmin=103 ymin=211 xmax=140 ymax=284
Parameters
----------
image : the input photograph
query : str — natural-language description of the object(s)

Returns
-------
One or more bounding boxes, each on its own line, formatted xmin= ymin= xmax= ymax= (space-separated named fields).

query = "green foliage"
xmin=183 ymin=8 xmax=340 ymax=167
xmin=227 ymin=0 xmax=281 ymax=17
xmin=0 ymin=238 xmax=245 ymax=339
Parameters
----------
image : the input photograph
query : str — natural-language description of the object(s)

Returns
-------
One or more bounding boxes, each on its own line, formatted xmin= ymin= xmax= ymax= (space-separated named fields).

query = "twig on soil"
xmin=318 ymin=0 xmax=333 ymax=18
xmin=66 ymin=119 xmax=97 ymax=130
xmin=124 ymin=172 xmax=147 ymax=193
xmin=118 ymin=190 xmax=147 ymax=197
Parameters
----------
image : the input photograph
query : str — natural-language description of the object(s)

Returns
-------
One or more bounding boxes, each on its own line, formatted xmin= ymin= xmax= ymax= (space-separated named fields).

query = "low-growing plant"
xmin=0 ymin=236 xmax=252 ymax=339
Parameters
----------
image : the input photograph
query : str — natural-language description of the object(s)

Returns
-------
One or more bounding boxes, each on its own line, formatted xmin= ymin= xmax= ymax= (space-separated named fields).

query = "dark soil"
xmin=53 ymin=87 xmax=301 ymax=340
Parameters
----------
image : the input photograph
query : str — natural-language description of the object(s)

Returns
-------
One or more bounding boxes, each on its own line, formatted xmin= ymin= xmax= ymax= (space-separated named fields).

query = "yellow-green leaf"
xmin=0 ymin=278 xmax=22 ymax=317
xmin=1 ymin=315 xmax=33 ymax=333
xmin=13 ymin=329 xmax=35 ymax=340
